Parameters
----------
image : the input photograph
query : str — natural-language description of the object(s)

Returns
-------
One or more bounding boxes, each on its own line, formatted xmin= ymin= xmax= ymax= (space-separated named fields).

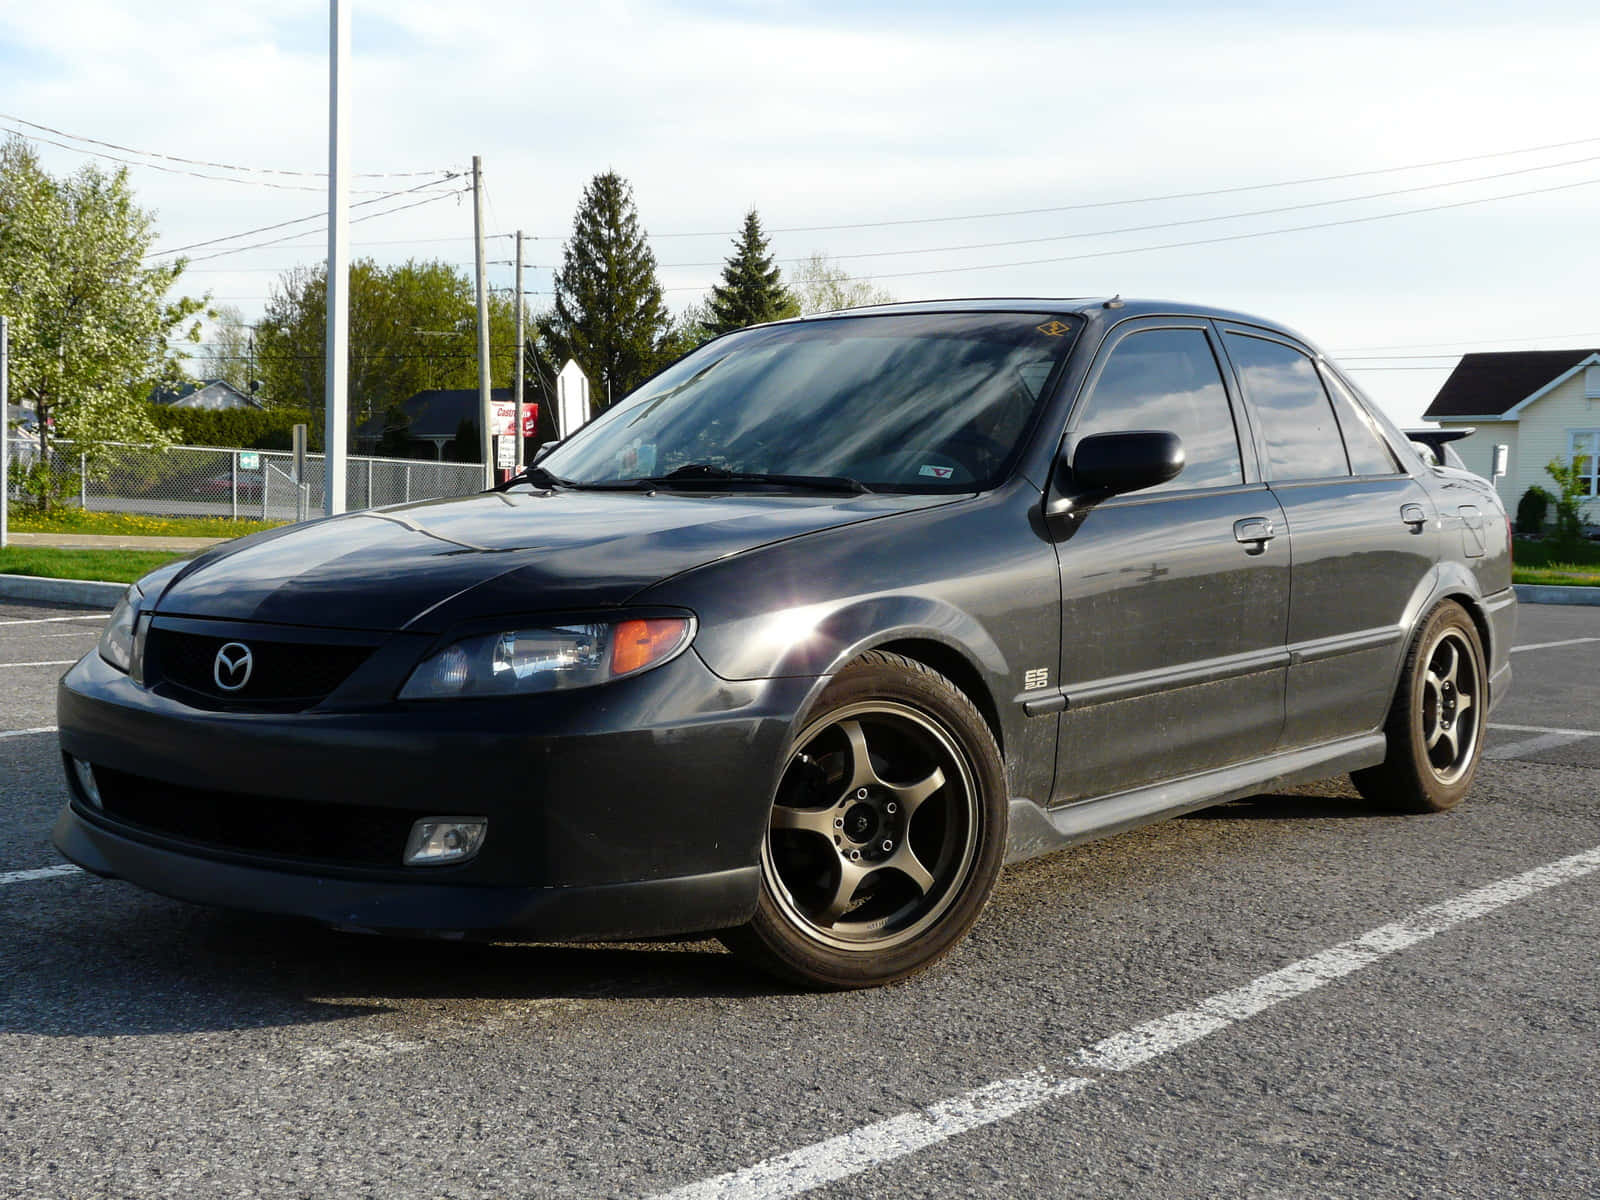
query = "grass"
xmin=0 ymin=547 xmax=189 ymax=584
xmin=1512 ymin=536 xmax=1600 ymax=587
xmin=5 ymin=507 xmax=284 ymax=539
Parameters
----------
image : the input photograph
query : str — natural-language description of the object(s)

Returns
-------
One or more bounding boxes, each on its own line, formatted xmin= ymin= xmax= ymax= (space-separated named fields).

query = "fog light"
xmin=70 ymin=757 xmax=103 ymax=809
xmin=403 ymin=818 xmax=487 ymax=866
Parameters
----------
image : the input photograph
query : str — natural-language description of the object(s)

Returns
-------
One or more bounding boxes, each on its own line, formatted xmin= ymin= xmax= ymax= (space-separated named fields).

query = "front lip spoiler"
xmin=53 ymin=804 xmax=760 ymax=941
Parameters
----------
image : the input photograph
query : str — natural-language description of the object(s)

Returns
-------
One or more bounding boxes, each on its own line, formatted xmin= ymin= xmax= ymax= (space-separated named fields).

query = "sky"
xmin=2 ymin=0 xmax=1598 ymax=426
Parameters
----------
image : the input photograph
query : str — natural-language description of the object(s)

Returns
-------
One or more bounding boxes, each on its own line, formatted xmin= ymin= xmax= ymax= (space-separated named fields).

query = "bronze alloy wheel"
xmin=1352 ymin=600 xmax=1488 ymax=813
xmin=723 ymin=652 xmax=1007 ymax=988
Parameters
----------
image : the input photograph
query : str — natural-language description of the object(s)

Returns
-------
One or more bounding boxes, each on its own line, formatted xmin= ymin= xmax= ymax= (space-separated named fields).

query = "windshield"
xmin=540 ymin=312 xmax=1080 ymax=492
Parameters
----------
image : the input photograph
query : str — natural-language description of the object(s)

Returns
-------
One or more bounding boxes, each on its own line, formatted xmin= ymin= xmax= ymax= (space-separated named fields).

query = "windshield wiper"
xmin=493 ymin=464 xmax=571 ymax=492
xmin=644 ymin=463 xmax=873 ymax=493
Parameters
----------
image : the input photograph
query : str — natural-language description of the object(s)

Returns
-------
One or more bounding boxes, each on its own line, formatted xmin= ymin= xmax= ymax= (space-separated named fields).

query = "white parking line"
xmin=0 ymin=864 xmax=82 ymax=887
xmin=0 ymin=660 xmax=78 ymax=669
xmin=1486 ymin=731 xmax=1593 ymax=760
xmin=1510 ymin=637 xmax=1600 ymax=654
xmin=0 ymin=726 xmax=58 ymax=740
xmin=1490 ymin=722 xmax=1600 ymax=738
xmin=652 ymin=844 xmax=1600 ymax=1200
xmin=0 ymin=613 xmax=107 ymax=626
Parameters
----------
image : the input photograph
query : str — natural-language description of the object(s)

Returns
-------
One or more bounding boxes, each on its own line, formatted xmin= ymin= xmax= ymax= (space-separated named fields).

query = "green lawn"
xmin=0 ymin=547 xmax=188 ymax=584
xmin=5 ymin=508 xmax=284 ymax=539
xmin=1512 ymin=537 xmax=1600 ymax=586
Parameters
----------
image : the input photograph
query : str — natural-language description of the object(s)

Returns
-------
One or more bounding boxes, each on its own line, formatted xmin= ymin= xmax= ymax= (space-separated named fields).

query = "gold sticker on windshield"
xmin=1036 ymin=321 xmax=1071 ymax=337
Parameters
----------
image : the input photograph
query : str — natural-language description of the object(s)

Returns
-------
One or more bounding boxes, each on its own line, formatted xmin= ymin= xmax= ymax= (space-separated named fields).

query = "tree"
xmin=254 ymin=257 xmax=518 ymax=446
xmin=0 ymin=134 xmax=200 ymax=504
xmin=791 ymin=251 xmax=895 ymax=315
xmin=541 ymin=171 xmax=673 ymax=406
xmin=705 ymin=210 xmax=798 ymax=335
xmin=1544 ymin=457 xmax=1589 ymax=553
xmin=195 ymin=303 xmax=257 ymax=395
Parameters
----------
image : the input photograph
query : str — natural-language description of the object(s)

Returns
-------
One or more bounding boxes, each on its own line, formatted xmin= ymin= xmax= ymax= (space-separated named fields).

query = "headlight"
xmin=97 ymin=583 xmax=144 ymax=675
xmin=398 ymin=617 xmax=694 ymax=700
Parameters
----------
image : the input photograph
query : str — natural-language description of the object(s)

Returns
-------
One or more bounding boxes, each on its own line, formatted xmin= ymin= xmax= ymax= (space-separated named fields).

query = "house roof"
xmin=149 ymin=379 xmax=262 ymax=410
xmin=354 ymin=388 xmax=514 ymax=441
xmin=1423 ymin=349 xmax=1600 ymax=419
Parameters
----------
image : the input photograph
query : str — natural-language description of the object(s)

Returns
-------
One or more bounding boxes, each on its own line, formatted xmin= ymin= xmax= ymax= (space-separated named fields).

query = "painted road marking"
xmin=0 ymin=726 xmax=58 ymax=740
xmin=0 ymin=614 xmax=107 ymax=626
xmin=1510 ymin=637 xmax=1600 ymax=654
xmin=1490 ymin=722 xmax=1600 ymax=738
xmin=1486 ymin=731 xmax=1594 ymax=760
xmin=652 ymin=844 xmax=1600 ymax=1200
xmin=0 ymin=660 xmax=78 ymax=669
xmin=0 ymin=864 xmax=82 ymax=887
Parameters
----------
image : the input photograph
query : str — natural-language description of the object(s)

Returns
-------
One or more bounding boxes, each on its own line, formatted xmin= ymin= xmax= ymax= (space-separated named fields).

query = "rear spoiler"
xmin=1404 ymin=427 xmax=1474 ymax=456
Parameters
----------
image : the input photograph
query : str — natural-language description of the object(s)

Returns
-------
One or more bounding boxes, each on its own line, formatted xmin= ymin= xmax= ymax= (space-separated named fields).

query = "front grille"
xmin=92 ymin=767 xmax=420 ymax=868
xmin=150 ymin=628 xmax=375 ymax=709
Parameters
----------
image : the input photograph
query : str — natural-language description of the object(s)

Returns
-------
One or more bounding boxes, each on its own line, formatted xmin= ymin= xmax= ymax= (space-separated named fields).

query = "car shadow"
xmin=0 ymin=899 xmax=779 ymax=1040
xmin=1180 ymin=787 xmax=1395 ymax=821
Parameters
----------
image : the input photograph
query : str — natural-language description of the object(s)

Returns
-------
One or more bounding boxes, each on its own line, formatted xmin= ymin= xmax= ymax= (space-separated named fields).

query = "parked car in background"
xmin=55 ymin=299 xmax=1515 ymax=988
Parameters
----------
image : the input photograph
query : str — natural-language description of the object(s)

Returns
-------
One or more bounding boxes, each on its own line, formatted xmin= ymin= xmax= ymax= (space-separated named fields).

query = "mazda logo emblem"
xmin=213 ymin=643 xmax=254 ymax=692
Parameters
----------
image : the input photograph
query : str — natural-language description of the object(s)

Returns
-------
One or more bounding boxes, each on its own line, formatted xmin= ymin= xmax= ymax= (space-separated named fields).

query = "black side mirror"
xmin=1046 ymin=430 xmax=1184 ymax=517
xmin=531 ymin=439 xmax=563 ymax=464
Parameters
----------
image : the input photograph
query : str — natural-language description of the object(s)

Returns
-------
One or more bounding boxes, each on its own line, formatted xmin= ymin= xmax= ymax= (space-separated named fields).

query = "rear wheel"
xmin=1352 ymin=600 xmax=1487 ymax=813
xmin=722 ymin=652 xmax=1007 ymax=989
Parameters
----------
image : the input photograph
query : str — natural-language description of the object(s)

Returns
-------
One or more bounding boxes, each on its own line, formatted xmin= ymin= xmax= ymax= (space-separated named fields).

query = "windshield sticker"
xmin=1036 ymin=320 xmax=1071 ymax=337
xmin=919 ymin=465 xmax=954 ymax=479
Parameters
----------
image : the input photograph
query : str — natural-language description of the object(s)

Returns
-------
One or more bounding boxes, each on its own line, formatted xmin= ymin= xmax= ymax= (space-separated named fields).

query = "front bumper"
xmin=55 ymin=647 xmax=819 ymax=938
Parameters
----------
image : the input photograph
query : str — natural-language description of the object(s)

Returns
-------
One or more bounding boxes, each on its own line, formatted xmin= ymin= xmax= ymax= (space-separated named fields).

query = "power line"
xmin=0 ymin=111 xmax=448 ymax=178
xmin=717 ymin=173 xmax=1600 ymax=288
xmin=653 ymin=152 xmax=1600 ymax=269
xmin=572 ymin=133 xmax=1600 ymax=241
xmin=148 ymin=176 xmax=464 ymax=259
xmin=177 ymin=189 xmax=470 ymax=264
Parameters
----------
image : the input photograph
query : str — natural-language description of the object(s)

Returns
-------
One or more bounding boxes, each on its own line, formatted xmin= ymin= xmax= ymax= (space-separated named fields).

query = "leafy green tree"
xmin=791 ymin=251 xmax=895 ymax=315
xmin=705 ymin=210 xmax=798 ymax=335
xmin=254 ymin=257 xmax=517 ymax=447
xmin=1545 ymin=457 xmax=1590 ymax=552
xmin=0 ymin=135 xmax=201 ymax=505
xmin=541 ymin=171 xmax=672 ymax=406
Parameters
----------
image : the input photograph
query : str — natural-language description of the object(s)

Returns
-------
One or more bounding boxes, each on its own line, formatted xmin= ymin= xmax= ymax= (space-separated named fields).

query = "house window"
xmin=1571 ymin=430 xmax=1600 ymax=497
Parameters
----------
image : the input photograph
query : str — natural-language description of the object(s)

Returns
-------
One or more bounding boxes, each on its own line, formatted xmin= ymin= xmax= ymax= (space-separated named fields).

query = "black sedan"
xmin=54 ymin=299 xmax=1515 ymax=988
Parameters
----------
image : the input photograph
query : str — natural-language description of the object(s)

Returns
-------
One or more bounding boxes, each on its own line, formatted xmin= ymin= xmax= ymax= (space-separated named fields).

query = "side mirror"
xmin=1046 ymin=430 xmax=1184 ymax=517
xmin=531 ymin=438 xmax=563 ymax=464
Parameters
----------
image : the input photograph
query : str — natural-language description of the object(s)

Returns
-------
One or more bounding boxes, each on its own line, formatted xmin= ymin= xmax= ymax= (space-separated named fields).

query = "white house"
xmin=1423 ymin=349 xmax=1600 ymax=524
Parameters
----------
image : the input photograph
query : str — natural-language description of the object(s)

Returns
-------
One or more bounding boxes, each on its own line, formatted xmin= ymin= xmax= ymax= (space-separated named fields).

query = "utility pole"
xmin=323 ymin=0 xmax=350 ymax=516
xmin=1 ymin=315 xmax=9 ymax=549
xmin=472 ymin=155 xmax=493 ymax=488
xmin=514 ymin=230 xmax=525 ymax=472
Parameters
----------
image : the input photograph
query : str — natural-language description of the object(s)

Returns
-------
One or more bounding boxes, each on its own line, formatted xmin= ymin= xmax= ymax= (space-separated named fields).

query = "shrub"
xmin=1545 ymin=458 xmax=1588 ymax=553
xmin=144 ymin=404 xmax=320 ymax=450
xmin=1515 ymin=486 xmax=1552 ymax=535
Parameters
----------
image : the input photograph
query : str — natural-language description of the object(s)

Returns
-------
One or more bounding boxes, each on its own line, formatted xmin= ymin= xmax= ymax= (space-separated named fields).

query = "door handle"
xmin=1400 ymin=503 xmax=1428 ymax=532
xmin=1233 ymin=517 xmax=1276 ymax=552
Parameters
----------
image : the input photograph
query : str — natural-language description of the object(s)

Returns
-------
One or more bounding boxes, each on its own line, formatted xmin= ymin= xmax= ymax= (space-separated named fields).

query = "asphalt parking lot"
xmin=2 ymin=599 xmax=1597 ymax=1199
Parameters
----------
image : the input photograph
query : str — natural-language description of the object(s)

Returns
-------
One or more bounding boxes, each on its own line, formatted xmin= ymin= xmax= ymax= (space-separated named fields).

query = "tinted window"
xmin=1074 ymin=327 xmax=1243 ymax=493
xmin=544 ymin=313 xmax=1077 ymax=492
xmin=1226 ymin=334 xmax=1349 ymax=480
xmin=1322 ymin=369 xmax=1403 ymax=475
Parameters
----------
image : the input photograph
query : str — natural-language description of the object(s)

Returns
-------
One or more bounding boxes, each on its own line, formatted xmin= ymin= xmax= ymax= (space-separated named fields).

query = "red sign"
xmin=522 ymin=403 xmax=538 ymax=436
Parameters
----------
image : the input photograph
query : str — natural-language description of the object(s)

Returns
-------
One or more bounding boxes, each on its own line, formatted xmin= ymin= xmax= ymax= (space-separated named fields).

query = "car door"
xmin=1049 ymin=319 xmax=1291 ymax=806
xmin=1217 ymin=326 xmax=1440 ymax=748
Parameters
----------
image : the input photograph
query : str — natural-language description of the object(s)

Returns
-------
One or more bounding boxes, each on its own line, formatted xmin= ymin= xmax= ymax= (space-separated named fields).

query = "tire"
xmin=1352 ymin=600 xmax=1488 ymax=813
xmin=721 ymin=651 xmax=1008 ymax=989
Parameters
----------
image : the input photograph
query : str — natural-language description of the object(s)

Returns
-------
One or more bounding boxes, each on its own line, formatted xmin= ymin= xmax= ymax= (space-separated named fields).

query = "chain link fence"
xmin=4 ymin=439 xmax=485 ymax=522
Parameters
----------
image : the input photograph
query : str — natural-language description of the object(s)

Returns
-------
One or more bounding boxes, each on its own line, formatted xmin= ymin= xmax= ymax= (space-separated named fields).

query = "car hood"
xmin=151 ymin=487 xmax=955 ymax=632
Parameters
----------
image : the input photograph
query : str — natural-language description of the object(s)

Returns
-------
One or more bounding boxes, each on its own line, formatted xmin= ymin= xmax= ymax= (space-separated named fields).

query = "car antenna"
xmin=1103 ymin=294 xmax=1125 ymax=310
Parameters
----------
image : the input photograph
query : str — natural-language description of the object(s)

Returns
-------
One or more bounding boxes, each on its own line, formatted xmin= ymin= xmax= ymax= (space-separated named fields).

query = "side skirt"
xmin=1004 ymin=733 xmax=1387 ymax=865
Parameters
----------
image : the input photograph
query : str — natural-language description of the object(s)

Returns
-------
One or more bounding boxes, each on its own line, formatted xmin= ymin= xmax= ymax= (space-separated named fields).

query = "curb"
xmin=1513 ymin=583 xmax=1600 ymax=607
xmin=0 ymin=574 xmax=127 ymax=608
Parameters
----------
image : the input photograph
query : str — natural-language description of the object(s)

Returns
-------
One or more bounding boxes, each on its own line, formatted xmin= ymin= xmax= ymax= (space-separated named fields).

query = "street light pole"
xmin=514 ymin=230 xmax=525 ymax=472
xmin=323 ymin=0 xmax=350 ymax=516
xmin=472 ymin=156 xmax=493 ymax=488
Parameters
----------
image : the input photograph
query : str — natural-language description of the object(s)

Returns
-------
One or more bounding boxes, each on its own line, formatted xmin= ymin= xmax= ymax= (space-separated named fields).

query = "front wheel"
xmin=1352 ymin=600 xmax=1488 ymax=813
xmin=722 ymin=652 xmax=1008 ymax=989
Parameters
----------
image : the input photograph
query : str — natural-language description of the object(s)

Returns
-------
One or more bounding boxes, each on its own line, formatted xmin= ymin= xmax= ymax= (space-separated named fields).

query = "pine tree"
xmin=705 ymin=210 xmax=798 ymax=335
xmin=542 ymin=172 xmax=672 ymax=406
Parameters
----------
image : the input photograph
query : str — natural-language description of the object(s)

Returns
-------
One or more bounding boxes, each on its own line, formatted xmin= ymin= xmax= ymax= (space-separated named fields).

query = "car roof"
xmin=794 ymin=297 xmax=1318 ymax=346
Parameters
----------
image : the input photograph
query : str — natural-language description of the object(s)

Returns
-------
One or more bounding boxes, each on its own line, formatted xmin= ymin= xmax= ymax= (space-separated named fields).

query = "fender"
xmin=1386 ymin=561 xmax=1511 ymax=709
